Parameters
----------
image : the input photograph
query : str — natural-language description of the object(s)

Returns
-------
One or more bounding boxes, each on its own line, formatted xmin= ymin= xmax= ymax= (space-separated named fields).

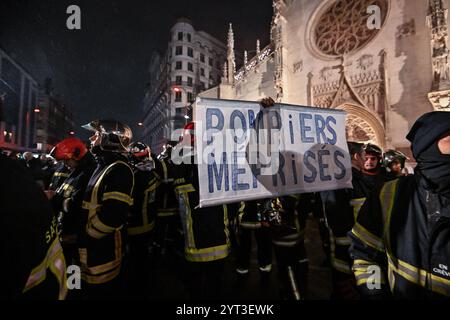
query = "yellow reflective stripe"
xmin=161 ymin=160 xmax=168 ymax=181
xmin=23 ymin=238 xmax=68 ymax=300
xmin=329 ymin=231 xmax=351 ymax=274
xmin=175 ymin=183 xmax=196 ymax=249
xmin=84 ymin=258 xmax=121 ymax=276
xmin=53 ymin=172 xmax=69 ymax=177
xmin=379 ymin=180 xmax=398 ymax=260
xmin=82 ymin=201 xmax=100 ymax=211
xmin=175 ymin=184 xmax=196 ymax=193
xmin=185 ymin=244 xmax=230 ymax=262
xmin=127 ymin=220 xmax=155 ymax=235
xmin=157 ymin=210 xmax=178 ymax=217
xmin=223 ymin=204 xmax=230 ymax=247
xmin=352 ymin=259 xmax=386 ymax=286
xmin=350 ymin=197 xmax=366 ymax=220
xmin=335 ymin=236 xmax=351 ymax=246
xmin=356 ymin=277 xmax=386 ymax=286
xmin=86 ymin=222 xmax=107 ymax=239
xmin=351 ymin=222 xmax=384 ymax=252
xmin=238 ymin=201 xmax=245 ymax=215
xmin=90 ymin=215 xmax=116 ymax=234
xmin=102 ymin=191 xmax=133 ymax=205
xmin=240 ymin=221 xmax=262 ymax=229
xmin=82 ymin=266 xmax=121 ymax=284
xmin=141 ymin=181 xmax=159 ymax=226
xmin=80 ymin=231 xmax=123 ymax=284
xmin=387 ymin=255 xmax=450 ymax=297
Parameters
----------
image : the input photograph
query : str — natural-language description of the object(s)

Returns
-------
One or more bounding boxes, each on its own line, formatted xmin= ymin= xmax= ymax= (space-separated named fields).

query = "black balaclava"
xmin=416 ymin=140 xmax=450 ymax=198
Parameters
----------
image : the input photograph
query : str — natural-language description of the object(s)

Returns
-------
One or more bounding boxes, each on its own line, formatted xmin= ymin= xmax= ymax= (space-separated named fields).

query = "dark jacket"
xmin=128 ymin=165 xmax=160 ymax=236
xmin=52 ymin=152 xmax=96 ymax=244
xmin=320 ymin=167 xmax=372 ymax=275
xmin=172 ymin=160 xmax=237 ymax=262
xmin=79 ymin=151 xmax=134 ymax=285
xmin=0 ymin=154 xmax=67 ymax=299
xmin=349 ymin=174 xmax=450 ymax=299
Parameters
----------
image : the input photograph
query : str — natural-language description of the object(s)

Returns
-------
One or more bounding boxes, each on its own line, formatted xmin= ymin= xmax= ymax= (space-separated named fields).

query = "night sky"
xmin=0 ymin=0 xmax=273 ymax=140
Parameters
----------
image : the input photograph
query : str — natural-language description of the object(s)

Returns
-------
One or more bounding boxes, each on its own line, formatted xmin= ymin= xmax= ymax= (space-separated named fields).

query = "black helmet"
xmin=128 ymin=141 xmax=151 ymax=162
xmin=82 ymin=119 xmax=132 ymax=152
xmin=364 ymin=143 xmax=382 ymax=157
xmin=383 ymin=149 xmax=408 ymax=169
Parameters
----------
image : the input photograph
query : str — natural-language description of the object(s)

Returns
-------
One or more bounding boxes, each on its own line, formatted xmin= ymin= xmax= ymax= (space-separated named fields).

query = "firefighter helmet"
xmin=364 ymin=143 xmax=382 ymax=157
xmin=128 ymin=141 xmax=151 ymax=162
xmin=50 ymin=137 xmax=88 ymax=161
xmin=82 ymin=119 xmax=132 ymax=152
xmin=383 ymin=149 xmax=408 ymax=169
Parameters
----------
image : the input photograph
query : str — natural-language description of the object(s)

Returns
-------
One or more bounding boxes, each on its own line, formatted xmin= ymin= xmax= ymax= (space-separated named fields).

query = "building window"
xmin=200 ymin=68 xmax=205 ymax=76
xmin=200 ymin=81 xmax=205 ymax=90
xmin=187 ymin=47 xmax=193 ymax=57
xmin=188 ymin=62 xmax=193 ymax=71
xmin=176 ymin=46 xmax=183 ymax=55
xmin=200 ymin=53 xmax=205 ymax=63
xmin=208 ymin=57 xmax=213 ymax=66
xmin=175 ymin=76 xmax=182 ymax=85
xmin=178 ymin=32 xmax=183 ymax=41
xmin=187 ymin=92 xmax=194 ymax=102
xmin=216 ymin=61 xmax=221 ymax=69
xmin=176 ymin=107 xmax=184 ymax=116
xmin=187 ymin=33 xmax=192 ymax=42
xmin=175 ymin=91 xmax=182 ymax=102
xmin=175 ymin=61 xmax=182 ymax=70
xmin=187 ymin=77 xmax=193 ymax=87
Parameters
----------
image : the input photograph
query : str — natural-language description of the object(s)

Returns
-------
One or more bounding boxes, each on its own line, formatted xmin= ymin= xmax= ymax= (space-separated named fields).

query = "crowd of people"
xmin=1 ymin=102 xmax=450 ymax=300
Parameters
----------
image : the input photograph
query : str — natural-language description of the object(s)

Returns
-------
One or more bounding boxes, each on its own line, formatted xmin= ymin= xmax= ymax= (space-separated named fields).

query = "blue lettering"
xmin=207 ymin=153 xmax=229 ymax=193
xmin=272 ymin=154 xmax=286 ymax=187
xmin=248 ymin=110 xmax=256 ymax=129
xmin=318 ymin=149 xmax=331 ymax=181
xmin=303 ymin=151 xmax=317 ymax=183
xmin=232 ymin=152 xmax=249 ymax=191
xmin=288 ymin=114 xmax=294 ymax=144
xmin=334 ymin=150 xmax=346 ymax=180
xmin=300 ymin=113 xmax=314 ymax=143
xmin=315 ymin=114 xmax=327 ymax=144
xmin=291 ymin=154 xmax=298 ymax=185
xmin=206 ymin=108 xmax=224 ymax=145
xmin=326 ymin=116 xmax=337 ymax=145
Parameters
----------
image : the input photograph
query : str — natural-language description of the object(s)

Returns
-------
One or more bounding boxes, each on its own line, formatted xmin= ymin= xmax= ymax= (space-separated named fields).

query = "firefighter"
xmin=79 ymin=119 xmax=134 ymax=299
xmin=48 ymin=161 xmax=71 ymax=191
xmin=172 ymin=121 xmax=238 ymax=300
xmin=126 ymin=141 xmax=160 ymax=298
xmin=382 ymin=149 xmax=409 ymax=180
xmin=46 ymin=137 xmax=96 ymax=269
xmin=235 ymin=200 xmax=273 ymax=275
xmin=320 ymin=141 xmax=371 ymax=300
xmin=152 ymin=141 xmax=181 ymax=258
xmin=271 ymin=195 xmax=309 ymax=300
xmin=1 ymin=153 xmax=67 ymax=299
xmin=362 ymin=143 xmax=387 ymax=189
xmin=349 ymin=111 xmax=450 ymax=299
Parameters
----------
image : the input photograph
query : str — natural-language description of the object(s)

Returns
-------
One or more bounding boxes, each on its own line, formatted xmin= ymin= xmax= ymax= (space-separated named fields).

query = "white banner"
xmin=194 ymin=97 xmax=352 ymax=208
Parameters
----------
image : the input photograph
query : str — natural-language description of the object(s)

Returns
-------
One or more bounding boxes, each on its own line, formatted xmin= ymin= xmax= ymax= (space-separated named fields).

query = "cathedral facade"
xmin=201 ymin=0 xmax=450 ymax=160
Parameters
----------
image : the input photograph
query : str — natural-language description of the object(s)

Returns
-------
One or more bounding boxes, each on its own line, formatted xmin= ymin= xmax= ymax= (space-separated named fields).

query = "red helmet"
xmin=181 ymin=121 xmax=195 ymax=146
xmin=50 ymin=137 xmax=88 ymax=161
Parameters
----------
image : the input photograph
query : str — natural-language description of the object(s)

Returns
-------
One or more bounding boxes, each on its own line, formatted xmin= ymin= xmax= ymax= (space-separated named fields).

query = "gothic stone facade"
xmin=208 ymin=0 xmax=450 ymax=160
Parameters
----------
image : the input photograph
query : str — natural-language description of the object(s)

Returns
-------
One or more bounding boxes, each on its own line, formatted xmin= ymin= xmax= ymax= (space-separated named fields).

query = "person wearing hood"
xmin=349 ymin=111 xmax=450 ymax=299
